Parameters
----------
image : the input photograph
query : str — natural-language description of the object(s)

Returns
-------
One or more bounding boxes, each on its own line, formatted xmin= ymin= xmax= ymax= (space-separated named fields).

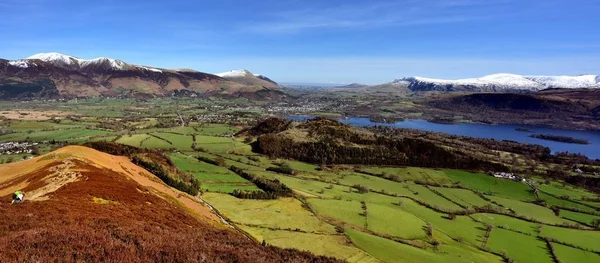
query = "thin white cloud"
xmin=242 ymin=0 xmax=515 ymax=34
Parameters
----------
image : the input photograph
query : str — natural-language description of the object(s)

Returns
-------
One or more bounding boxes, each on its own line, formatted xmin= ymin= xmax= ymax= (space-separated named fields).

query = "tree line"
xmin=253 ymin=133 xmax=507 ymax=171
xmin=228 ymin=166 xmax=293 ymax=199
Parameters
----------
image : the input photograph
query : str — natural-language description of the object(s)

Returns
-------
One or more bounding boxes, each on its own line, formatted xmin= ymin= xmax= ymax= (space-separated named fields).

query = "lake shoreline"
xmin=285 ymin=115 xmax=600 ymax=159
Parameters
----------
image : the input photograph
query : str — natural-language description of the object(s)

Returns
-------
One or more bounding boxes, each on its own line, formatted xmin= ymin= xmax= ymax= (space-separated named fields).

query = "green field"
xmin=397 ymin=198 xmax=485 ymax=246
xmin=540 ymin=225 xmax=600 ymax=252
xmin=346 ymin=228 xmax=502 ymax=263
xmin=116 ymin=134 xmax=150 ymax=147
xmin=169 ymin=153 xmax=256 ymax=192
xmin=367 ymin=203 xmax=427 ymax=239
xmin=153 ymin=132 xmax=194 ymax=150
xmin=0 ymin=129 xmax=108 ymax=142
xmin=432 ymin=187 xmax=493 ymax=208
xmin=537 ymin=182 xmax=598 ymax=201
xmin=308 ymin=199 xmax=366 ymax=228
xmin=471 ymin=213 xmax=539 ymax=235
xmin=553 ymin=242 xmax=600 ymax=263
xmin=240 ymin=226 xmax=378 ymax=263
xmin=445 ymin=170 xmax=536 ymax=201
xmin=488 ymin=196 xmax=570 ymax=225
xmin=486 ymin=228 xmax=553 ymax=263
xmin=203 ymin=193 xmax=336 ymax=234
xmin=560 ymin=210 xmax=600 ymax=226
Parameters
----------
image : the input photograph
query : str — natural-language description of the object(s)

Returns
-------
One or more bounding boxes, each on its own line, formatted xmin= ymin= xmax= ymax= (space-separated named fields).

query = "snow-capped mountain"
xmin=393 ymin=73 xmax=600 ymax=92
xmin=0 ymin=53 xmax=282 ymax=99
xmin=216 ymin=69 xmax=257 ymax=78
xmin=215 ymin=69 xmax=279 ymax=89
xmin=26 ymin=52 xmax=156 ymax=72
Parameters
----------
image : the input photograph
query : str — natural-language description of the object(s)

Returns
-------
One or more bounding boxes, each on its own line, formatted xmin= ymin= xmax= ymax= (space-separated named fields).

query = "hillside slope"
xmin=0 ymin=146 xmax=342 ymax=262
xmin=423 ymin=89 xmax=600 ymax=130
xmin=249 ymin=117 xmax=507 ymax=171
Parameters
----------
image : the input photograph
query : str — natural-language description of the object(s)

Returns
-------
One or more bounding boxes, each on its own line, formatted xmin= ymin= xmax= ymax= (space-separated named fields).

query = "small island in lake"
xmin=428 ymin=117 xmax=459 ymax=124
xmin=515 ymin=127 xmax=532 ymax=132
xmin=530 ymin=134 xmax=590 ymax=145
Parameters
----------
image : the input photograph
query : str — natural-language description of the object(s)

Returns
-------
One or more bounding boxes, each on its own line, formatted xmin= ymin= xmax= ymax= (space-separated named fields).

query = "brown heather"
xmin=0 ymin=159 xmax=343 ymax=263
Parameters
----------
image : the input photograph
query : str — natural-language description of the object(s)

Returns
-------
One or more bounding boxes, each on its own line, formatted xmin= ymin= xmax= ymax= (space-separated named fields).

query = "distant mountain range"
xmin=0 ymin=53 xmax=281 ymax=99
xmin=1 ymin=53 xmax=598 ymax=99
xmin=391 ymin=74 xmax=600 ymax=92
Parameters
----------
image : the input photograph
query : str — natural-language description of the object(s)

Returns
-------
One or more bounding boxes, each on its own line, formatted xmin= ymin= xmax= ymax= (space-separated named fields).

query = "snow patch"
xmin=8 ymin=60 xmax=30 ymax=68
xmin=138 ymin=66 xmax=162 ymax=73
xmin=81 ymin=57 xmax=127 ymax=70
xmin=216 ymin=69 xmax=251 ymax=78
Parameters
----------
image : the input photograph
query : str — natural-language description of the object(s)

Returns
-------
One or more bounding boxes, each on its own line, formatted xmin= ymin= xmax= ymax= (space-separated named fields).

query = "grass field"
xmin=553 ymin=242 xmax=600 ymax=263
xmin=203 ymin=193 xmax=336 ymax=234
xmin=432 ymin=187 xmax=494 ymax=208
xmin=407 ymin=184 xmax=464 ymax=211
xmin=366 ymin=203 xmax=427 ymax=239
xmin=0 ymin=129 xmax=109 ymax=142
xmin=328 ymin=172 xmax=416 ymax=196
xmin=169 ymin=153 xmax=256 ymax=192
xmin=360 ymin=167 xmax=451 ymax=184
xmin=471 ymin=213 xmax=540 ymax=235
xmin=153 ymin=132 xmax=193 ymax=150
xmin=486 ymin=228 xmax=553 ymax=263
xmin=140 ymin=136 xmax=173 ymax=149
xmin=346 ymin=228 xmax=502 ymax=263
xmin=116 ymin=134 xmax=150 ymax=147
xmin=560 ymin=210 xmax=600 ymax=226
xmin=540 ymin=225 xmax=600 ymax=252
xmin=444 ymin=170 xmax=536 ymax=201
xmin=308 ymin=199 xmax=366 ymax=228
xmin=537 ymin=182 xmax=598 ymax=201
xmin=397 ymin=198 xmax=485 ymax=247
xmin=488 ymin=196 xmax=570 ymax=225
xmin=239 ymin=226 xmax=379 ymax=263
xmin=538 ymin=192 xmax=598 ymax=213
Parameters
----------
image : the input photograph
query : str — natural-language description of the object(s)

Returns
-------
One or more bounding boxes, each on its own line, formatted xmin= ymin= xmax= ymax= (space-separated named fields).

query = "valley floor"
xmin=0 ymin=100 xmax=599 ymax=263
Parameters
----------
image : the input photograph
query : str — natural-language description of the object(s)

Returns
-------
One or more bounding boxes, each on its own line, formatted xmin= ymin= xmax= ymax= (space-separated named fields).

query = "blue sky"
xmin=1 ymin=0 xmax=599 ymax=84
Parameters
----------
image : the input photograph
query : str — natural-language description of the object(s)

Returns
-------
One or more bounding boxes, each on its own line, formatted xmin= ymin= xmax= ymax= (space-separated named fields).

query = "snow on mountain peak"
xmin=81 ymin=57 xmax=127 ymax=70
xmin=22 ymin=53 xmax=146 ymax=71
xmin=407 ymin=73 xmax=599 ymax=90
xmin=27 ymin=52 xmax=80 ymax=66
xmin=524 ymin=75 xmax=599 ymax=88
xmin=216 ymin=69 xmax=253 ymax=78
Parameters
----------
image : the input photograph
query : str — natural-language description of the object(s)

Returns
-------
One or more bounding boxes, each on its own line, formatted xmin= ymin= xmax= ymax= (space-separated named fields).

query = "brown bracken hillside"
xmin=0 ymin=146 xmax=343 ymax=263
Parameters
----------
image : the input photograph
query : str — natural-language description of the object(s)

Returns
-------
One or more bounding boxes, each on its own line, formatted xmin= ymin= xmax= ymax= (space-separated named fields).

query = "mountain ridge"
xmin=0 ymin=53 xmax=282 ymax=99
xmin=393 ymin=73 xmax=600 ymax=92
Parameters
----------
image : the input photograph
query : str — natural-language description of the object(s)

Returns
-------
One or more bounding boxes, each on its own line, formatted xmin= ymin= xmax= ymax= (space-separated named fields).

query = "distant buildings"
xmin=0 ymin=142 xmax=38 ymax=155
xmin=492 ymin=172 xmax=530 ymax=183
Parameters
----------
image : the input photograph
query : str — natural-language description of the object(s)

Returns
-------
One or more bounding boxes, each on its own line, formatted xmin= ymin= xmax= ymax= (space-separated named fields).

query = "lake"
xmin=286 ymin=116 xmax=600 ymax=160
